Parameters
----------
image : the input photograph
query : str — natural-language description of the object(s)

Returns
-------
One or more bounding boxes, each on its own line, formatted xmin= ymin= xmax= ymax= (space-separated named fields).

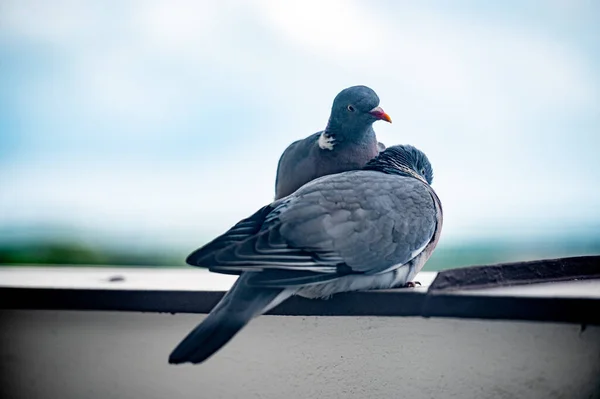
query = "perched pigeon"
xmin=274 ymin=85 xmax=391 ymax=199
xmin=169 ymin=144 xmax=443 ymax=365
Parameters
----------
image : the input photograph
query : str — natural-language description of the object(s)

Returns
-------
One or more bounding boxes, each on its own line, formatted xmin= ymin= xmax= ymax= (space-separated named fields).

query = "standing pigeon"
xmin=274 ymin=85 xmax=391 ymax=199
xmin=169 ymin=144 xmax=443 ymax=365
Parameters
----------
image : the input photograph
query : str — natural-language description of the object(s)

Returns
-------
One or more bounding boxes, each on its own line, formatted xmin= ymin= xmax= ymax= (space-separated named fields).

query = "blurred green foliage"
xmin=0 ymin=241 xmax=185 ymax=268
xmin=425 ymin=239 xmax=600 ymax=270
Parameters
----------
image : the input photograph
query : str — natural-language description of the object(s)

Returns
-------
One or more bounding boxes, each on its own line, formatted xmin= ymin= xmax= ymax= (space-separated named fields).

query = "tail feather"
xmin=169 ymin=273 xmax=286 ymax=365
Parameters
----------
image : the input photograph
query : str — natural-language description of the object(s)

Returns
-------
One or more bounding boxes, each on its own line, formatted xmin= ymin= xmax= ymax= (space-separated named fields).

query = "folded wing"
xmin=189 ymin=171 xmax=438 ymax=287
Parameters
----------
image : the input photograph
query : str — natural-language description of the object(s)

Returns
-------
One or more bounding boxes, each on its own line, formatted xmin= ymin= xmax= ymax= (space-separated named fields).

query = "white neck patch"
xmin=318 ymin=132 xmax=335 ymax=150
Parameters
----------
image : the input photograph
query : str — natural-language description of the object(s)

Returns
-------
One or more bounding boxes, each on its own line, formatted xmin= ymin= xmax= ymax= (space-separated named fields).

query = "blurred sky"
xmin=0 ymin=0 xmax=599 ymax=251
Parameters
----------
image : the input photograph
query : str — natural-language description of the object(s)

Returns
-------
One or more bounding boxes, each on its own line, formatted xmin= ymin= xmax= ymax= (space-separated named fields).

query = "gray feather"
xmin=199 ymin=171 xmax=436 ymax=277
xmin=168 ymin=273 xmax=287 ymax=365
xmin=186 ymin=204 xmax=275 ymax=266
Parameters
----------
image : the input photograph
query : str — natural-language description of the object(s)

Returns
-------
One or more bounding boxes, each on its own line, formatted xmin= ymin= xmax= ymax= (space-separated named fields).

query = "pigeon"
xmin=274 ymin=85 xmax=391 ymax=199
xmin=169 ymin=144 xmax=443 ymax=365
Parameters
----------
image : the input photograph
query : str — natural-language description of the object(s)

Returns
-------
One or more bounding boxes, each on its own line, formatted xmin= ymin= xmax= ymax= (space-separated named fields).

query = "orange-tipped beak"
xmin=369 ymin=106 xmax=392 ymax=123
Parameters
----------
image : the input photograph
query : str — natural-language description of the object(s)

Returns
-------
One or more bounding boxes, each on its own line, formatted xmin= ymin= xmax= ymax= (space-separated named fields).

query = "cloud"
xmin=0 ymin=0 xmax=104 ymax=45
xmin=255 ymin=0 xmax=387 ymax=58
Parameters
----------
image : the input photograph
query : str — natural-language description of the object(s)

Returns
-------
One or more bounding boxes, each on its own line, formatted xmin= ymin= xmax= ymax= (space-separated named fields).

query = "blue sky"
xmin=1 ymin=0 xmax=599 ymax=250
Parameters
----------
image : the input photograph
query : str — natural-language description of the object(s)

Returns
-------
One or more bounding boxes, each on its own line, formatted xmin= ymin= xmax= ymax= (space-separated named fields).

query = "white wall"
xmin=1 ymin=310 xmax=598 ymax=398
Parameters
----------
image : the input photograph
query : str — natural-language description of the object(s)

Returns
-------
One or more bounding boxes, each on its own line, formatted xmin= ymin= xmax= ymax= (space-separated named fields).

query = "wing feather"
xmin=187 ymin=171 xmax=438 ymax=281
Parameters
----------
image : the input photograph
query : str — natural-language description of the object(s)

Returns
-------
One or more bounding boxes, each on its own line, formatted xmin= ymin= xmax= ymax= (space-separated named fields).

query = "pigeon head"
xmin=364 ymin=144 xmax=434 ymax=184
xmin=325 ymin=86 xmax=391 ymax=140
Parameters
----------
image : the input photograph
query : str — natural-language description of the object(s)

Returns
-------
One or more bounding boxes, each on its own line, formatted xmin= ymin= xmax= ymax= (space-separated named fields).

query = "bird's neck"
xmin=363 ymin=160 xmax=427 ymax=184
xmin=323 ymin=120 xmax=375 ymax=146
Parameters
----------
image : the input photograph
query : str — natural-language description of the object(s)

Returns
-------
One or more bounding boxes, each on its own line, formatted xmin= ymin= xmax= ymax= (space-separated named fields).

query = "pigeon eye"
xmin=347 ymin=105 xmax=355 ymax=112
xmin=421 ymin=168 xmax=426 ymax=175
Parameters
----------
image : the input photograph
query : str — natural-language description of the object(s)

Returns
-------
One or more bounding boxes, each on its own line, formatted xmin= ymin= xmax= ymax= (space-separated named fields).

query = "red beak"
xmin=368 ymin=106 xmax=392 ymax=123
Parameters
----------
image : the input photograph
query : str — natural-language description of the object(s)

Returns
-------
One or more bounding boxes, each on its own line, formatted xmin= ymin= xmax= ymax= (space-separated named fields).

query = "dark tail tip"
xmin=169 ymin=316 xmax=247 ymax=365
xmin=168 ymin=274 xmax=285 ymax=365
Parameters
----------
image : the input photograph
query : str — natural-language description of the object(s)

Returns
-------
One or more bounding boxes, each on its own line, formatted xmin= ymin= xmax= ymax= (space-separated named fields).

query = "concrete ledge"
xmin=1 ymin=256 xmax=599 ymax=399
xmin=1 ymin=255 xmax=599 ymax=325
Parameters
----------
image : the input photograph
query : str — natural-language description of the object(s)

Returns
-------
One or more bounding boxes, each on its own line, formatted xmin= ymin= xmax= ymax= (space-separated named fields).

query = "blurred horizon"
xmin=1 ymin=0 xmax=599 ymax=269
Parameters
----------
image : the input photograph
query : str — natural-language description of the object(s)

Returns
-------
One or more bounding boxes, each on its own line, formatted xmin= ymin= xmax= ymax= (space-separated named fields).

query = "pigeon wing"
xmin=195 ymin=171 xmax=437 ymax=285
